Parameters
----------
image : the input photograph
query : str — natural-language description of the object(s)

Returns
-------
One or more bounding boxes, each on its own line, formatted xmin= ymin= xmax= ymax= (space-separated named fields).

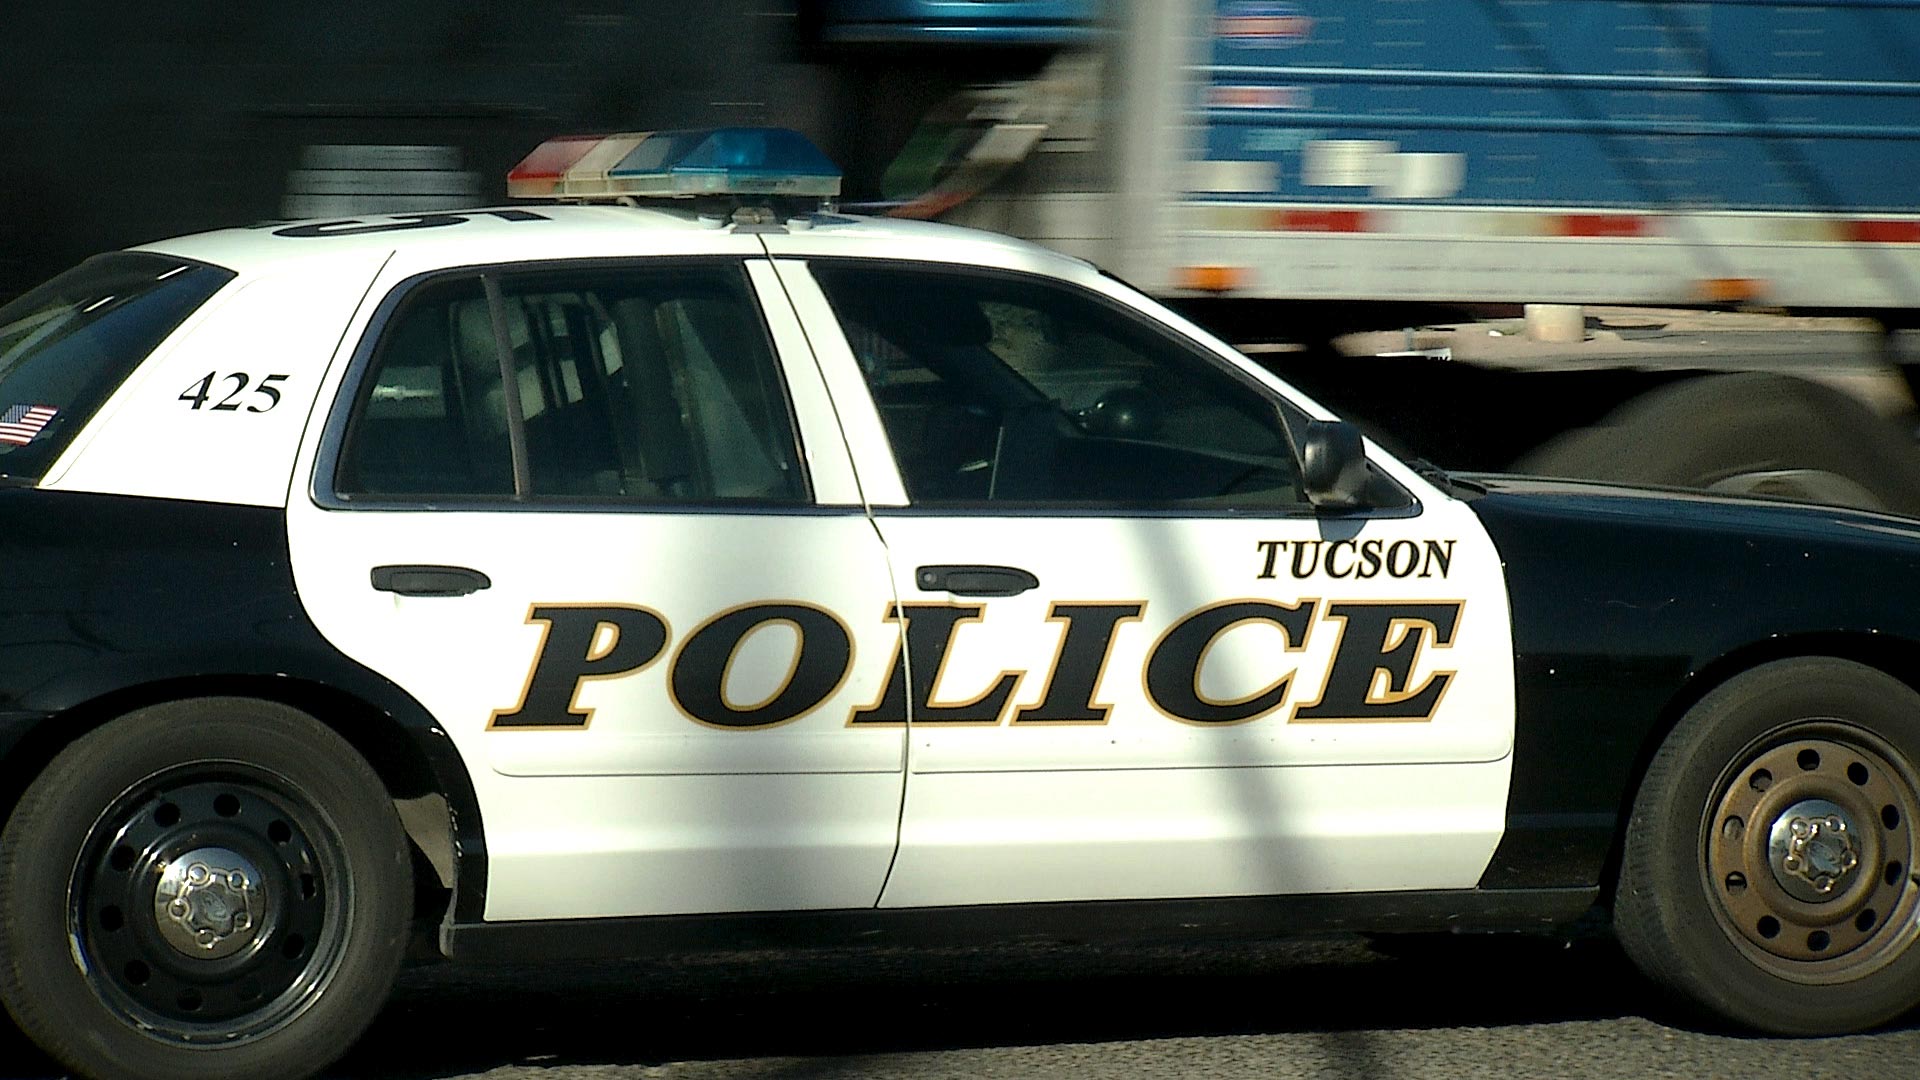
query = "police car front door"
xmin=782 ymin=259 xmax=1518 ymax=908
xmin=286 ymin=256 xmax=906 ymax=922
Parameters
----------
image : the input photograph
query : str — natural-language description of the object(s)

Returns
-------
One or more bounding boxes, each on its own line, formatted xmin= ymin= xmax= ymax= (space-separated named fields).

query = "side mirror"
xmin=1301 ymin=420 xmax=1371 ymax=510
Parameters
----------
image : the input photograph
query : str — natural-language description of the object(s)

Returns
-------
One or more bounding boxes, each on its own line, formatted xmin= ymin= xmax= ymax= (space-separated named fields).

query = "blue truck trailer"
xmin=870 ymin=0 xmax=1920 ymax=317
xmin=835 ymin=0 xmax=1920 ymax=511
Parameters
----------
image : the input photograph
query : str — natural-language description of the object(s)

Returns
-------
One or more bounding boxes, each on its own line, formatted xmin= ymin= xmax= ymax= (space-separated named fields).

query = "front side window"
xmin=0 ymin=254 xmax=234 ymax=483
xmin=336 ymin=263 xmax=806 ymax=504
xmin=812 ymin=264 xmax=1308 ymax=508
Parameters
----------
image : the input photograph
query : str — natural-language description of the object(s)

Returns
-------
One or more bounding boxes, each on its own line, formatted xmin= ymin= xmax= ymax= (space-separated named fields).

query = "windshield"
xmin=0 ymin=253 xmax=234 ymax=483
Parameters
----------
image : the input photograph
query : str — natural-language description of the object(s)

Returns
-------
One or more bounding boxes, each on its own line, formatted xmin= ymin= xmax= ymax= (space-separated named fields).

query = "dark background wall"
xmin=0 ymin=1 xmax=994 ymax=301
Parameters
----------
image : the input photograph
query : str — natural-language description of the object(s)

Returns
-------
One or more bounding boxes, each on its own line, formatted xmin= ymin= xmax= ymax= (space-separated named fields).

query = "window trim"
xmin=480 ymin=274 xmax=535 ymax=498
xmin=313 ymin=257 xmax=818 ymax=512
xmin=801 ymin=257 xmax=1418 ymax=520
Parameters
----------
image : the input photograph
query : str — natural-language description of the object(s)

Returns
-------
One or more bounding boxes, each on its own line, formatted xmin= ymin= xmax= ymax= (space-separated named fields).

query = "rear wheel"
xmin=0 ymin=698 xmax=411 ymax=1080
xmin=1615 ymin=658 xmax=1920 ymax=1033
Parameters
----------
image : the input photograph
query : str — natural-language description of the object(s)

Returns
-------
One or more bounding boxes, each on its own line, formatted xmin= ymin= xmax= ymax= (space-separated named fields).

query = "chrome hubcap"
xmin=153 ymin=847 xmax=265 ymax=959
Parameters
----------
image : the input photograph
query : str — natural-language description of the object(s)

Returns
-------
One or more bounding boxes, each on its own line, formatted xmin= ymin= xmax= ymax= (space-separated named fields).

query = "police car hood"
xmin=1462 ymin=470 xmax=1920 ymax=695
xmin=1464 ymin=472 xmax=1920 ymax=553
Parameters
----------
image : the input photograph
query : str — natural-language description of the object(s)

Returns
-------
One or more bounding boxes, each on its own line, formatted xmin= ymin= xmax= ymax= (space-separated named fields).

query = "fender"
xmin=1468 ymin=476 xmax=1920 ymax=891
xmin=0 ymin=486 xmax=489 ymax=922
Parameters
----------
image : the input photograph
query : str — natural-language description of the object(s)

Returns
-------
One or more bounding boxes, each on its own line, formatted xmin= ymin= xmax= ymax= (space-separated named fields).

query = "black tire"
xmin=1513 ymin=372 xmax=1920 ymax=517
xmin=1615 ymin=658 xmax=1920 ymax=1034
xmin=0 ymin=698 xmax=412 ymax=1080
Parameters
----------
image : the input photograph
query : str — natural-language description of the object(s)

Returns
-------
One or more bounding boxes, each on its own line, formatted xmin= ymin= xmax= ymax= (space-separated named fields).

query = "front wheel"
xmin=1615 ymin=658 xmax=1920 ymax=1034
xmin=0 ymin=698 xmax=412 ymax=1080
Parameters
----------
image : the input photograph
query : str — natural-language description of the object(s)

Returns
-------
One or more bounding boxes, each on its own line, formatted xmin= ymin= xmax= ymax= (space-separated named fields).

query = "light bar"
xmin=507 ymin=127 xmax=842 ymax=201
xmin=503 ymin=134 xmax=605 ymax=198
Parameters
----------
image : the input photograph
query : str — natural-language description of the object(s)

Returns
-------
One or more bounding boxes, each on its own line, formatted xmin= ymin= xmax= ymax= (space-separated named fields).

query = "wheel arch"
xmin=1598 ymin=630 xmax=1920 ymax=904
xmin=0 ymin=671 xmax=486 ymax=932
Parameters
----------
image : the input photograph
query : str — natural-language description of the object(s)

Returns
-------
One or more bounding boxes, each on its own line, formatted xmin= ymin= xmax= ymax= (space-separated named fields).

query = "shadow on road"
xmin=335 ymin=933 xmax=1642 ymax=1078
xmin=0 ymin=1012 xmax=53 ymax=1079
xmin=6 ymin=932 xmax=1869 ymax=1080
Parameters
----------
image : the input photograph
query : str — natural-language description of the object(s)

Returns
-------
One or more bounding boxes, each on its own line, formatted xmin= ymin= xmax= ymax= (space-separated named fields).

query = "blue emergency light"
xmin=508 ymin=127 xmax=842 ymax=200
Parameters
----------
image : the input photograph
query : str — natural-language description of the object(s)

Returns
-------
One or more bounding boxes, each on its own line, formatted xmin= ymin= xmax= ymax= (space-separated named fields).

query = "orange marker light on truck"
xmin=1695 ymin=278 xmax=1769 ymax=305
xmin=1176 ymin=265 xmax=1250 ymax=293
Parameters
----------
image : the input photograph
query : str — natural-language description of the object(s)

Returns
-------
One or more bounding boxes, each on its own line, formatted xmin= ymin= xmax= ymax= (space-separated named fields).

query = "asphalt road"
xmin=8 ymin=933 xmax=1916 ymax=1079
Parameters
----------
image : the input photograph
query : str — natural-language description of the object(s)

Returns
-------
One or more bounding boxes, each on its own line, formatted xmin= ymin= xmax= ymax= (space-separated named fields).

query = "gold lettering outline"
xmin=487 ymin=602 xmax=672 ymax=732
xmin=1289 ymin=599 xmax=1465 ymax=724
xmin=1141 ymin=597 xmax=1317 ymax=727
xmin=919 ymin=604 xmax=1026 ymax=726
xmin=669 ymin=600 xmax=857 ymax=732
xmin=848 ymin=602 xmax=910 ymax=728
xmin=845 ymin=603 xmax=1025 ymax=727
xmin=719 ymin=618 xmax=807 ymax=712
xmin=1010 ymin=600 xmax=1148 ymax=727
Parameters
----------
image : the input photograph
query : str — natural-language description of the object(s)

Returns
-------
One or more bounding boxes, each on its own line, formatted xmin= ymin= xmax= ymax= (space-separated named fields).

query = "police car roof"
xmin=133 ymin=203 xmax=1083 ymax=279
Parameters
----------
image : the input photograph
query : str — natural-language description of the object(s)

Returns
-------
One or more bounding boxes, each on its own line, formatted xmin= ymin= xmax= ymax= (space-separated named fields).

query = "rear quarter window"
xmin=0 ymin=253 xmax=233 ymax=483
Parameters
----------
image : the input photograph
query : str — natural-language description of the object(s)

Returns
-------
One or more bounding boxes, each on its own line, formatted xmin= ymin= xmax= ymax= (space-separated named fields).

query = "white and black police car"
xmin=3 ymin=127 xmax=1920 ymax=1079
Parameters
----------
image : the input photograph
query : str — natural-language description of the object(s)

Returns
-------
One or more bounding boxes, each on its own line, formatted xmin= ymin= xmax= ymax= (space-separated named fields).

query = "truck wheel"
xmin=1513 ymin=373 xmax=1920 ymax=516
xmin=1615 ymin=658 xmax=1920 ymax=1034
xmin=0 ymin=698 xmax=411 ymax=1080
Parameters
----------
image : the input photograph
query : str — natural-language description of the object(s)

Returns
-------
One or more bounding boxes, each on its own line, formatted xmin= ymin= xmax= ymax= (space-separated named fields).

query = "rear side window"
xmin=0 ymin=254 xmax=234 ymax=482
xmin=335 ymin=263 xmax=807 ymax=504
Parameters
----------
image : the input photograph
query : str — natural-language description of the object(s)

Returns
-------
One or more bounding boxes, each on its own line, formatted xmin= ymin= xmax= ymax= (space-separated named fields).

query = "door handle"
xmin=371 ymin=565 xmax=492 ymax=597
xmin=915 ymin=564 xmax=1040 ymax=597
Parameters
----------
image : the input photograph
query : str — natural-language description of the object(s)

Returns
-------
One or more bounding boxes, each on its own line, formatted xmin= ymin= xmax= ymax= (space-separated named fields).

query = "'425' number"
xmin=179 ymin=372 xmax=289 ymax=413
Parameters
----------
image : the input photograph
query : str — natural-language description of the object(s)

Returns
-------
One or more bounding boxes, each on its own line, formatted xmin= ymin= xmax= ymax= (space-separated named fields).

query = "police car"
xmin=2 ymin=128 xmax=1919 ymax=1080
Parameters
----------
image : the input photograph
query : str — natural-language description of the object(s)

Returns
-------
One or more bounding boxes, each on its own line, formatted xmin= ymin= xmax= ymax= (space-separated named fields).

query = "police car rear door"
xmin=286 ymin=238 xmax=908 ymax=922
xmin=769 ymin=247 xmax=1518 ymax=909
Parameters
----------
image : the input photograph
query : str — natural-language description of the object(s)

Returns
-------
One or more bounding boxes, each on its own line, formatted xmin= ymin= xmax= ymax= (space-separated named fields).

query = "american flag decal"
xmin=0 ymin=405 xmax=58 ymax=446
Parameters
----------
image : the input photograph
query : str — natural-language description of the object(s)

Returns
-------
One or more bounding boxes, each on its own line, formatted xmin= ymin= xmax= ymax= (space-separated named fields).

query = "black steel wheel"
xmin=0 ymin=698 xmax=411 ymax=1080
xmin=1616 ymin=658 xmax=1920 ymax=1033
